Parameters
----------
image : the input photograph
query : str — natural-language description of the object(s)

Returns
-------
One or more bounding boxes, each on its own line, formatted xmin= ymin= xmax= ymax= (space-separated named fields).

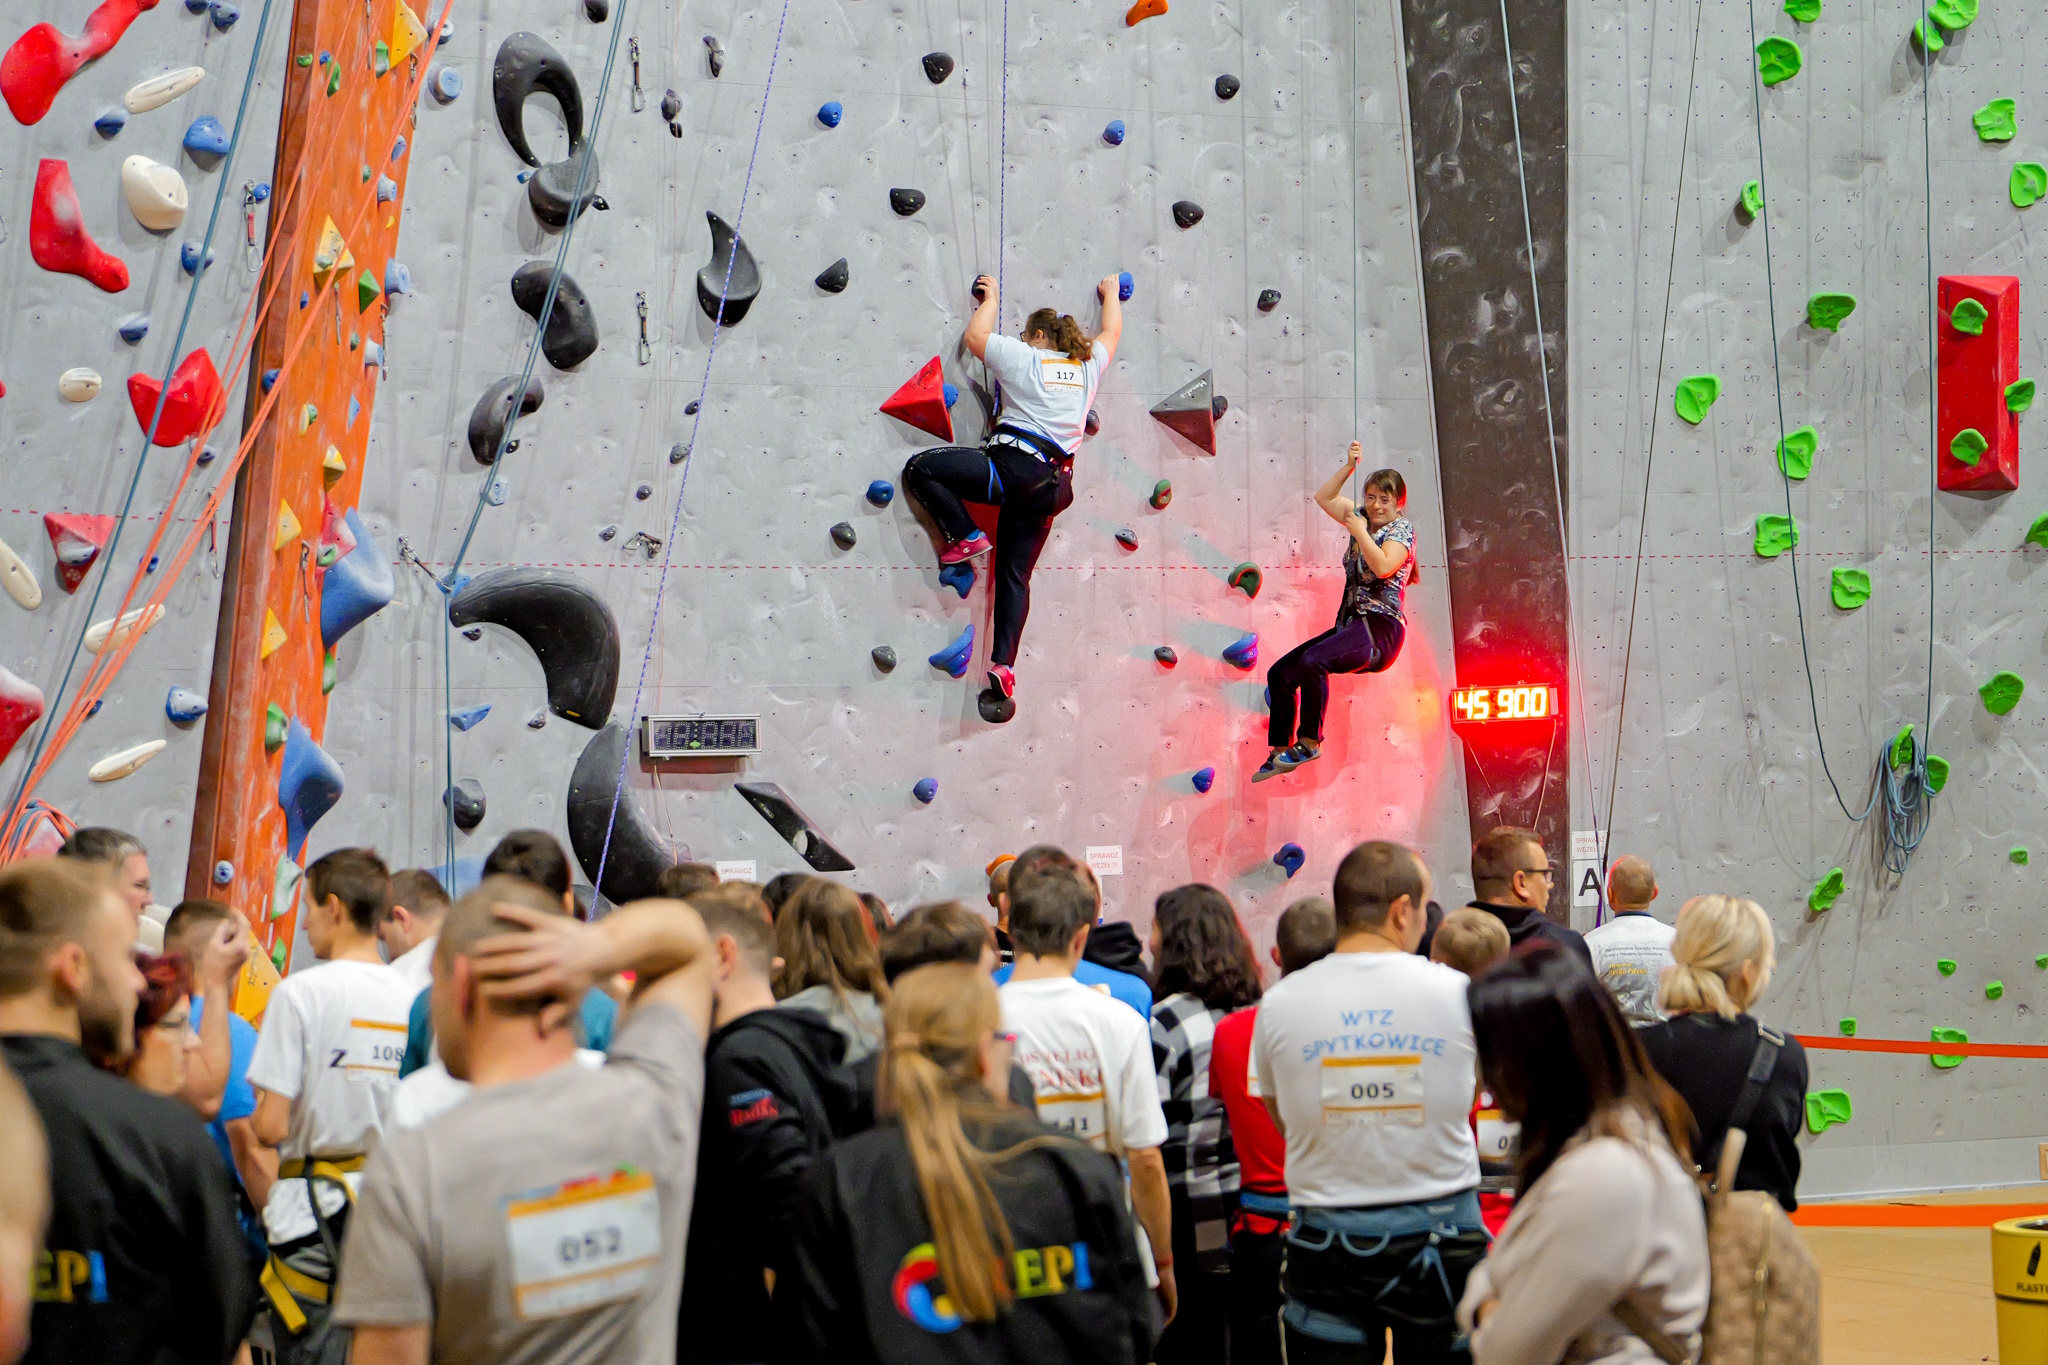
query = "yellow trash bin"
xmin=1991 ymin=1217 xmax=2048 ymax=1360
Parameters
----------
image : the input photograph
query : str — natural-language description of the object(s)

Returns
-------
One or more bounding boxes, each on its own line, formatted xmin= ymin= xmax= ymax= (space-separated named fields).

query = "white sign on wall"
xmin=1570 ymin=829 xmax=1605 ymax=927
xmin=715 ymin=860 xmax=758 ymax=884
xmin=1085 ymin=846 xmax=1124 ymax=878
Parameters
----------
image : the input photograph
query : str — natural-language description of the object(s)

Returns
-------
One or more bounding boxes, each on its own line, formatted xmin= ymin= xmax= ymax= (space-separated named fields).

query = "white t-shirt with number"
xmin=983 ymin=335 xmax=1107 ymax=454
xmin=246 ymin=957 xmax=418 ymax=1242
xmin=1000 ymin=975 xmax=1167 ymax=1155
xmin=1250 ymin=950 xmax=1479 ymax=1208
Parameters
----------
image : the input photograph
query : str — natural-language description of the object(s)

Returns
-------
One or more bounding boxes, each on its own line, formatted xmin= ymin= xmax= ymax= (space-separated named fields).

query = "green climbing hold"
xmin=271 ymin=939 xmax=289 ymax=971
xmin=1778 ymin=426 xmax=1817 ymax=479
xmin=1831 ymin=567 xmax=1872 ymax=609
xmin=326 ymin=61 xmax=342 ymax=97
xmin=264 ymin=703 xmax=288 ymax=752
xmin=322 ymin=648 xmax=338 ymax=696
xmin=2014 ymin=847 xmax=2031 ymax=865
xmin=1755 ymin=514 xmax=1798 ymax=558
xmin=1785 ymin=0 xmax=1821 ymax=19
xmin=1987 ymin=980 xmax=2006 ymax=1000
xmin=1890 ymin=723 xmax=1916 ymax=768
xmin=1951 ymin=297 xmax=1989 ymax=335
xmin=2007 ymin=379 xmax=2036 ymax=413
xmin=1804 ymin=1089 xmax=1852 ymax=1134
xmin=1150 ymin=479 xmax=1172 ymax=510
xmin=1937 ymin=957 xmax=1958 ymax=977
xmin=1914 ymin=17 xmax=1945 ymax=50
xmin=1809 ymin=867 xmax=1846 ymax=911
xmin=1928 ymin=0 xmax=1977 ymax=28
xmin=296 ymin=52 xmax=315 ymax=67
xmin=1973 ymin=98 xmax=2017 ymax=143
xmin=1926 ymin=753 xmax=1950 ymax=792
xmin=356 ymin=268 xmax=381 ymax=314
xmin=1229 ymin=563 xmax=1263 ymax=600
xmin=2012 ymin=164 xmax=2048 ymax=208
xmin=1756 ymin=36 xmax=1803 ymax=86
xmin=1807 ymin=292 xmax=1857 ymax=331
xmin=2037 ymin=953 xmax=2048 ymax=969
xmin=1839 ymin=1017 xmax=1857 ymax=1036
xmin=373 ymin=40 xmax=391 ymax=77
xmin=1674 ymin=375 xmax=1721 ymax=425
xmin=1980 ymin=669 xmax=2025 ymax=715
xmin=1739 ymin=180 xmax=1765 ymax=220
xmin=1951 ymin=428 xmax=1989 ymax=465
xmin=2027 ymin=514 xmax=2048 ymax=550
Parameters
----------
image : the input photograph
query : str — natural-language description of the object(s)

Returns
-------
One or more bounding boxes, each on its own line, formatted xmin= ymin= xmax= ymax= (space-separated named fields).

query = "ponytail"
xmin=1658 ymin=894 xmax=1775 ymax=1019
xmin=1024 ymin=307 xmax=1095 ymax=364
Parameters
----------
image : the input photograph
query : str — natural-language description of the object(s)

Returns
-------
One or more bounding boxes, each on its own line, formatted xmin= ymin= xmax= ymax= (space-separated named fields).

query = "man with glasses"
xmin=1465 ymin=828 xmax=1592 ymax=967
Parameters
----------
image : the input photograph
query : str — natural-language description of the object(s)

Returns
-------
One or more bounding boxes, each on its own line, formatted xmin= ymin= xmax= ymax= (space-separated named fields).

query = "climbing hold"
xmin=260 ymin=608 xmax=288 ymax=659
xmin=1937 ymin=958 xmax=1958 ymax=976
xmin=263 ymin=703 xmax=287 ymax=751
xmin=598 ymin=525 xmax=618 ymax=542
xmin=1973 ymin=98 xmax=2017 ymax=143
xmin=1987 ymin=980 xmax=2006 ymax=1000
xmin=178 ymin=241 xmax=214 ymax=276
xmin=929 ymin=626 xmax=975 ymax=678
xmin=83 ymin=605 xmax=162 ymax=655
xmin=1119 ymin=271 xmax=1135 ymax=302
xmin=1672 ymin=375 xmax=1720 ymax=425
xmin=1274 ymin=844 xmax=1306 ymax=879
xmin=1125 ymin=0 xmax=1168 ymax=25
xmin=443 ymin=779 xmax=487 ymax=832
xmin=1951 ymin=428 xmax=1988 ymax=466
xmin=866 ymin=480 xmax=895 ymax=507
xmin=1806 ymin=291 xmax=1857 ymax=331
xmin=94 ymin=107 xmax=126 ymax=137
xmin=817 ymin=258 xmax=849 ymax=293
xmin=696 ymin=212 xmax=761 ymax=326
xmin=1192 ymin=767 xmax=1215 ymax=793
xmin=669 ymin=443 xmax=689 ymax=465
xmin=872 ymin=646 xmax=897 ymax=673
xmin=321 ymin=649 xmax=337 ymax=695
xmin=1172 ymin=200 xmax=1204 ymax=229
xmin=529 ymin=142 xmax=601 ymax=229
xmin=1 ymin=0 xmax=162 ymax=124
xmin=912 ymin=778 xmax=938 ymax=805
xmin=484 ymin=477 xmax=509 ymax=507
xmin=447 ymin=568 xmax=621 ymax=727
xmin=1229 ymin=563 xmax=1263 ymax=600
xmin=0 ymin=667 xmax=43 ymax=768
xmin=1154 ymin=646 xmax=1178 ymax=667
xmin=31 ymin=160 xmax=130 ymax=294
xmin=686 ymin=401 xmax=701 ymax=415
xmin=1151 ymin=371 xmax=1218 ymax=454
xmin=430 ymin=65 xmax=463 ymax=103
xmin=466 ymin=375 xmax=546 ymax=464
xmin=659 ymin=88 xmax=681 ymax=138
xmin=2014 ymin=848 xmax=2030 ymax=865
xmin=493 ymin=32 xmax=583 ymax=167
xmin=212 ymin=861 xmax=232 ymax=886
xmin=127 ymin=348 xmax=226 ymax=446
xmin=1980 ymin=669 xmax=2025 ymax=715
xmin=939 ymin=562 xmax=975 ymax=598
xmin=384 ymin=259 xmax=410 ymax=296
xmin=1258 ymin=288 xmax=1281 ymax=312
xmin=449 ymin=704 xmax=491 ymax=732
xmin=297 ymin=404 xmax=316 ymax=432
xmin=116 ymin=312 xmax=150 ymax=344
xmin=1928 ymin=0 xmax=1977 ymax=26
xmin=1103 ymin=120 xmax=1126 ymax=145
xmin=1085 ymin=409 xmax=1101 ymax=436
xmin=1738 ymin=180 xmax=1764 ymax=221
xmin=1777 ymin=426 xmax=1817 ymax=478
xmin=881 ymin=357 xmax=955 ymax=442
xmin=817 ymin=100 xmax=842 ymax=128
xmin=125 ymin=66 xmax=205 ymax=114
xmin=1150 ymin=480 xmax=1173 ymax=509
xmin=2013 ymin=163 xmax=2048 ymax=208
xmin=890 ymin=188 xmax=926 ymax=216
xmin=1116 ymin=529 xmax=1139 ymax=551
xmin=1754 ymin=514 xmax=1798 ymax=558
xmin=1215 ymin=74 xmax=1240 ymax=100
xmin=278 ymin=718 xmax=344 ymax=859
xmin=1223 ymin=634 xmax=1259 ymax=669
xmin=0 ymin=536 xmax=41 ymax=611
xmin=182 ymin=115 xmax=229 ymax=159
xmin=733 ymin=780 xmax=856 ymax=872
xmin=1804 ymin=1090 xmax=1851 ymax=1134
xmin=321 ymin=510 xmax=393 ymax=649
xmin=274 ymin=500 xmax=302 ymax=550
xmin=44 ymin=514 xmax=113 ymax=593
xmin=1755 ymin=36 xmax=1802 ymax=86
xmin=831 ymin=522 xmax=857 ymax=551
xmin=1926 ymin=754 xmax=1950 ymax=792
xmin=921 ymin=52 xmax=956 ymax=84
xmin=1950 ymin=297 xmax=1988 ymax=335
xmin=1808 ymin=867 xmax=1846 ymax=912
xmin=1913 ymin=16 xmax=1945 ymax=50
xmin=1785 ymin=0 xmax=1820 ymax=18
xmin=704 ymin=36 xmax=724 ymax=77
xmin=511 ymin=261 xmax=600 ymax=368
xmin=583 ymin=0 xmax=608 ymax=20
xmin=58 ymin=368 xmax=102 ymax=403
xmin=976 ymin=684 xmax=1015 ymax=725
xmin=634 ymin=484 xmax=652 ymax=501
xmin=942 ymin=383 xmax=960 ymax=410
xmin=1930 ymin=1026 xmax=1968 ymax=1069
xmin=87 ymin=739 xmax=166 ymax=783
xmin=2007 ymin=380 xmax=2036 ymax=412
xmin=1830 ymin=567 xmax=1871 ymax=609
xmin=1838 ymin=1018 xmax=1857 ymax=1036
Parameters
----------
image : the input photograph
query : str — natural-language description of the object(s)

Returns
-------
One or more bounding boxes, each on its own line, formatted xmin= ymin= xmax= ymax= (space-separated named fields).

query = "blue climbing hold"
xmin=363 ymin=341 xmax=384 ymax=369
xmin=1103 ymin=119 xmax=1125 ymax=145
xmin=146 ymin=555 xmax=158 ymax=573
xmin=929 ymin=625 xmax=974 ymax=677
xmin=376 ymin=175 xmax=397 ymax=204
xmin=385 ymin=260 xmax=411 ymax=296
xmin=184 ymin=0 xmax=209 ymax=11
xmin=321 ymin=509 xmax=395 ymax=648
xmin=430 ymin=66 xmax=464 ymax=103
xmin=939 ymin=562 xmax=975 ymax=598
xmin=248 ymin=183 xmax=270 ymax=203
xmin=183 ymin=115 xmax=229 ymax=157
xmin=347 ymin=395 xmax=361 ymax=430
xmin=261 ymin=368 xmax=279 ymax=392
xmin=209 ymin=1 xmax=239 ymax=30
xmin=117 ymin=312 xmax=151 ymax=343
xmin=942 ymin=382 xmax=959 ymax=409
xmin=818 ymin=101 xmax=843 ymax=128
xmin=319 ymin=49 xmax=331 ymax=63
xmin=1192 ymin=766 xmax=1215 ymax=794
xmin=181 ymin=241 xmax=215 ymax=276
xmin=449 ymin=704 xmax=492 ymax=732
xmin=912 ymin=777 xmax=938 ymax=804
xmin=1223 ymin=633 xmax=1259 ymax=669
xmin=391 ymin=135 xmax=407 ymax=161
xmin=213 ymin=860 xmax=234 ymax=886
xmin=1275 ymin=843 xmax=1306 ymax=878
xmin=279 ymin=718 xmax=345 ymax=860
xmin=866 ymin=479 xmax=895 ymax=507
xmin=299 ymin=292 xmax=309 ymax=309
xmin=196 ymin=446 xmax=217 ymax=465
xmin=1118 ymin=271 xmax=1133 ymax=302
xmin=95 ymin=107 xmax=126 ymax=138
xmin=165 ymin=686 xmax=208 ymax=723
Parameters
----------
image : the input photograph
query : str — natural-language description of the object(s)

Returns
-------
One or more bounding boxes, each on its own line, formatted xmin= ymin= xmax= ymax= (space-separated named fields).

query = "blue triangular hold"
xmin=928 ymin=625 xmax=974 ymax=677
xmin=449 ymin=704 xmax=492 ymax=731
xmin=321 ymin=509 xmax=395 ymax=648
xmin=347 ymin=395 xmax=361 ymax=430
xmin=279 ymin=719 xmax=345 ymax=861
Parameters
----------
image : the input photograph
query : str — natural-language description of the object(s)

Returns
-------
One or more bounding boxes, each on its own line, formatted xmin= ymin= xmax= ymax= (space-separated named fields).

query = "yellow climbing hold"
xmin=389 ymin=1 xmax=428 ymax=66
xmin=274 ymin=499 xmax=301 ymax=550
xmin=311 ymin=216 xmax=354 ymax=289
xmin=322 ymin=446 xmax=347 ymax=487
xmin=261 ymin=608 xmax=288 ymax=659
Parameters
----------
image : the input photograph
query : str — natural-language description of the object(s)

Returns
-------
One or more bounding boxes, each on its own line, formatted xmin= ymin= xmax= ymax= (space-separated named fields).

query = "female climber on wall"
xmin=1254 ymin=442 xmax=1416 ymax=781
xmin=903 ymin=273 xmax=1123 ymax=708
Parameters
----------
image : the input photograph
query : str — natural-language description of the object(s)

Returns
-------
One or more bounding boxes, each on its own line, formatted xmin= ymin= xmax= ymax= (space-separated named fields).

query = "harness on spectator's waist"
xmin=261 ymin=1155 xmax=365 ymax=1333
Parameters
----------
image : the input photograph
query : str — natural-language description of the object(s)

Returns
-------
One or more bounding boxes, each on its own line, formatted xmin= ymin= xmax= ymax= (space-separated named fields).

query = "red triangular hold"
xmin=880 ymin=356 xmax=954 ymax=443
xmin=44 ymin=512 xmax=116 ymax=593
xmin=0 ymin=664 xmax=45 ymax=769
xmin=127 ymin=348 xmax=226 ymax=447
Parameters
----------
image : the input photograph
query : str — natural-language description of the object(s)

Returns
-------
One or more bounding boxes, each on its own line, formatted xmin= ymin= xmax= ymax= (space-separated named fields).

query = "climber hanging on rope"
xmin=903 ymin=274 xmax=1122 ymax=707
xmin=1255 ymin=442 xmax=1416 ymax=782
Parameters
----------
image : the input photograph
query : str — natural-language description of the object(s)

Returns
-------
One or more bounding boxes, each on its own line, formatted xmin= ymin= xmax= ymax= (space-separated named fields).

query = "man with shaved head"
xmin=1584 ymin=855 xmax=1674 ymax=1026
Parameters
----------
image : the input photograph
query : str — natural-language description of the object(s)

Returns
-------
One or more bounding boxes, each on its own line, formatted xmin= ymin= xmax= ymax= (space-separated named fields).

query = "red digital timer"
xmin=1450 ymin=684 xmax=1559 ymax=724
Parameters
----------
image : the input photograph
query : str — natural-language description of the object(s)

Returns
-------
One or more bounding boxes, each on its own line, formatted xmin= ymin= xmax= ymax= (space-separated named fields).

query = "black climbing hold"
xmin=510 ymin=261 xmax=600 ymax=369
xmin=697 ymin=212 xmax=761 ymax=326
xmin=1115 ymin=528 xmax=1138 ymax=551
xmin=831 ymin=521 xmax=857 ymax=550
xmin=685 ymin=400 xmax=700 ymax=416
xmin=466 ymin=375 xmax=546 ymax=464
xmin=635 ymin=484 xmax=652 ymax=500
xmin=582 ymin=0 xmax=607 ymax=19
xmin=448 ymin=568 xmax=621 ymax=727
xmin=444 ymin=778 xmax=486 ymax=832
xmin=922 ymin=52 xmax=956 ymax=84
xmin=568 ymin=721 xmax=691 ymax=903
xmin=891 ymin=188 xmax=926 ymax=216
xmin=1258 ymin=288 xmax=1281 ymax=312
xmin=1154 ymin=646 xmax=1178 ymax=667
xmin=462 ymin=627 xmax=482 ymax=641
xmin=528 ymin=143 xmax=603 ymax=230
xmin=527 ymin=710 xmax=547 ymax=729
xmin=703 ymin=35 xmax=723 ymax=77
xmin=872 ymin=645 xmax=897 ymax=672
xmin=1085 ymin=408 xmax=1100 ymax=436
xmin=977 ymin=686 xmax=1016 ymax=725
xmin=660 ymin=89 xmax=680 ymax=123
xmin=493 ymin=32 xmax=584 ymax=168
xmin=669 ymin=442 xmax=689 ymax=464
xmin=816 ymin=258 xmax=849 ymax=293
xmin=599 ymin=525 xmax=618 ymax=541
xmin=1173 ymin=200 xmax=1204 ymax=229
xmin=1150 ymin=370 xmax=1218 ymax=455
xmin=1212 ymin=395 xmax=1229 ymax=419
xmin=735 ymin=781 xmax=856 ymax=871
xmin=1215 ymin=74 xmax=1240 ymax=100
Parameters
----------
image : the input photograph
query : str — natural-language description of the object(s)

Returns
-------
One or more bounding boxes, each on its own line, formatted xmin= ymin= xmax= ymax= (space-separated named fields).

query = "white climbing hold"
xmin=84 ymin=604 xmax=165 ymax=654
xmin=0 ymin=536 xmax=41 ymax=610
xmin=124 ymin=67 xmax=206 ymax=115
xmin=58 ymin=369 xmax=103 ymax=402
xmin=88 ymin=739 xmax=167 ymax=783
xmin=121 ymin=155 xmax=189 ymax=231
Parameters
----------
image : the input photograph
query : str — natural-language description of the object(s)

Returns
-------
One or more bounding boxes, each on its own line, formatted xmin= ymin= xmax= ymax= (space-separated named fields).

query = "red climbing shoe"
xmin=988 ymin=664 xmax=1015 ymax=699
xmin=939 ymin=531 xmax=991 ymax=564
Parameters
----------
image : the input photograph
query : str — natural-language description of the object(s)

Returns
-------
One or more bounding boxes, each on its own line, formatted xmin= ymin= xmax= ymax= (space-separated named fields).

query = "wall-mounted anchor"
xmin=624 ymin=531 xmax=662 ymax=559
xmin=629 ymin=38 xmax=645 ymax=111
xmin=636 ymin=291 xmax=651 ymax=365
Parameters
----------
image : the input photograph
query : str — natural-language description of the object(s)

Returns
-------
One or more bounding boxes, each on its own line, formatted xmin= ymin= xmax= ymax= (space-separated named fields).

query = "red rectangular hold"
xmin=1937 ymin=275 xmax=2019 ymax=492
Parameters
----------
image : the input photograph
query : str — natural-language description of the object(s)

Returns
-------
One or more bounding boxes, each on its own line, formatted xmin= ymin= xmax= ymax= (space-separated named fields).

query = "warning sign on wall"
xmin=1571 ymin=830 xmax=1605 ymax=927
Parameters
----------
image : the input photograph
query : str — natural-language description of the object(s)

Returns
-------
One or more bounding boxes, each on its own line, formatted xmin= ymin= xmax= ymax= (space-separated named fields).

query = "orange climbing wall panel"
xmin=1936 ymin=275 xmax=2019 ymax=493
xmin=186 ymin=0 xmax=431 ymax=999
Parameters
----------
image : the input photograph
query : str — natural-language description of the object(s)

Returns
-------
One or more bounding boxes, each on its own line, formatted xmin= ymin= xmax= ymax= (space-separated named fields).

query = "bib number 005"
xmin=1320 ymin=1055 xmax=1425 ymax=1127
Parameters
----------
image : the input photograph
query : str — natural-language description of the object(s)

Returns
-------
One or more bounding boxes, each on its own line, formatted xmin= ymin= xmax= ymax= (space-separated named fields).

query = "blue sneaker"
xmin=1252 ymin=749 xmax=1289 ymax=783
xmin=1253 ymin=744 xmax=1320 ymax=782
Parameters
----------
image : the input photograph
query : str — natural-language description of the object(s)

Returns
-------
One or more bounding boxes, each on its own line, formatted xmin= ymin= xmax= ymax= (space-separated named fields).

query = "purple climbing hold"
xmin=1103 ymin=120 xmax=1125 ymax=145
xmin=449 ymin=703 xmax=492 ymax=731
xmin=1223 ymin=633 xmax=1259 ymax=669
xmin=912 ymin=777 xmax=938 ymax=804
xmin=685 ymin=399 xmax=701 ymax=415
xmin=1118 ymin=271 xmax=1134 ymax=302
xmin=1274 ymin=843 xmax=1305 ymax=878
xmin=939 ymin=562 xmax=975 ymax=598
xmin=929 ymin=625 xmax=974 ymax=677
xmin=1192 ymin=766 xmax=1215 ymax=793
xmin=867 ymin=480 xmax=895 ymax=507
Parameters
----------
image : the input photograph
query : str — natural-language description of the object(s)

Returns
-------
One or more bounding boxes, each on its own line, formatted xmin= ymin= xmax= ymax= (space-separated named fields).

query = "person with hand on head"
xmin=1584 ymin=856 xmax=1675 ymax=1027
xmin=1256 ymin=444 xmax=1417 ymax=782
xmin=333 ymin=877 xmax=715 ymax=1365
xmin=0 ymin=858 xmax=256 ymax=1365
xmin=0 ymin=1059 xmax=47 ymax=1365
xmin=1465 ymin=826 xmax=1592 ymax=967
xmin=1251 ymin=841 xmax=1488 ymax=1363
xmin=992 ymin=846 xmax=1152 ymax=1017
xmin=55 ymin=828 xmax=152 ymax=935
xmin=774 ymin=879 xmax=890 ymax=1064
xmin=378 ymin=870 xmax=450 ymax=993
xmin=902 ymin=273 xmax=1123 ymax=707
xmin=162 ymin=899 xmax=270 ymax=1253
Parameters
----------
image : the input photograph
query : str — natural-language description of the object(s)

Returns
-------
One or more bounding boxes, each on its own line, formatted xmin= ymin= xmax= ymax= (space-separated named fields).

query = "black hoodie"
xmin=1469 ymin=900 xmax=1594 ymax=967
xmin=679 ymin=1006 xmax=860 ymax=1364
xmin=1082 ymin=921 xmax=1152 ymax=986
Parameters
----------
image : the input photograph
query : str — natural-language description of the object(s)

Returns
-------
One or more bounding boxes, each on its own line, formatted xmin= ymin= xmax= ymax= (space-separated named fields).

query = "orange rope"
xmin=1793 ymin=1203 xmax=2048 ymax=1228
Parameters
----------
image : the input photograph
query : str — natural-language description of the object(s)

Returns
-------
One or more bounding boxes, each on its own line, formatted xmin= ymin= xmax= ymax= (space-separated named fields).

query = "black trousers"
xmin=1267 ymin=614 xmax=1404 ymax=747
xmin=903 ymin=441 xmax=1073 ymax=667
xmin=1229 ymin=1223 xmax=1285 ymax=1365
xmin=1155 ymin=1184 xmax=1229 ymax=1365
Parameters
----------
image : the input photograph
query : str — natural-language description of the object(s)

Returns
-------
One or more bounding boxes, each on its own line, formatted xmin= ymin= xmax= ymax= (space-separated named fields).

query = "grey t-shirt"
xmin=334 ymin=1003 xmax=705 ymax=1365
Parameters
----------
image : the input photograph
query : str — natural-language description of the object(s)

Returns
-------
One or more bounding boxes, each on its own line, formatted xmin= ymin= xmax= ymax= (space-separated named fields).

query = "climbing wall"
xmin=1575 ymin=0 xmax=2048 ymax=1193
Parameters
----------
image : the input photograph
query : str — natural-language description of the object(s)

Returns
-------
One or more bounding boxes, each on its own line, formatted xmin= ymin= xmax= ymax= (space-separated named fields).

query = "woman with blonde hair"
xmin=1637 ymin=895 xmax=1810 ymax=1211
xmin=775 ymin=878 xmax=890 ymax=1061
xmin=775 ymin=963 xmax=1157 ymax=1362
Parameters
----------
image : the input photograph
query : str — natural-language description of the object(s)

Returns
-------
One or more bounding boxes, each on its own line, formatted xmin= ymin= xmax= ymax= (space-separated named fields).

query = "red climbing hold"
xmin=127 ymin=347 xmax=226 ymax=446
xmin=2 ymin=0 xmax=161 ymax=126
xmin=881 ymin=356 xmax=954 ymax=443
xmin=43 ymin=512 xmax=116 ymax=593
xmin=31 ymin=159 xmax=128 ymax=293
xmin=0 ymin=665 xmax=44 ymax=769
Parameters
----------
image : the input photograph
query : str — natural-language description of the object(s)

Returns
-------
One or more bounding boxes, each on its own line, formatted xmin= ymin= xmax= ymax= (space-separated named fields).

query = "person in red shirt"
xmin=1207 ymin=897 xmax=1336 ymax=1365
xmin=1429 ymin=908 xmax=1515 ymax=1234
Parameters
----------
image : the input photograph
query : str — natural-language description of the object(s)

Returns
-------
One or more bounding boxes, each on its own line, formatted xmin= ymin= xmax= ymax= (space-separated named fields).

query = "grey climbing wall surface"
xmin=1576 ymin=0 xmax=2048 ymax=1193
xmin=0 ymin=1 xmax=289 ymax=894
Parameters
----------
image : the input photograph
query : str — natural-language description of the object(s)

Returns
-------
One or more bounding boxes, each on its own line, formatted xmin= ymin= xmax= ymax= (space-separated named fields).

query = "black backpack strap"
xmin=1712 ymin=1023 xmax=1782 ymax=1166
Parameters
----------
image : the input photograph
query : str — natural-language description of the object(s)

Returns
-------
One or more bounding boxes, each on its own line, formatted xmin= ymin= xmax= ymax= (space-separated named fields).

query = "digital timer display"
xmin=641 ymin=715 xmax=761 ymax=758
xmin=1450 ymin=684 xmax=1558 ymax=724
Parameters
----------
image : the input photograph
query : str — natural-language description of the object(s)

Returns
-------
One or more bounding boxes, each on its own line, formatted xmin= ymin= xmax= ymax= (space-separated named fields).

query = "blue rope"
xmin=989 ymin=0 xmax=1009 ymax=422
xmin=591 ymin=0 xmax=794 ymax=901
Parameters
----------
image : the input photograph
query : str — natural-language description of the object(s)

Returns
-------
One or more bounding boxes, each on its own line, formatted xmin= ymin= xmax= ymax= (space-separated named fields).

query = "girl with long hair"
xmin=774 ymin=878 xmax=891 ymax=1062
